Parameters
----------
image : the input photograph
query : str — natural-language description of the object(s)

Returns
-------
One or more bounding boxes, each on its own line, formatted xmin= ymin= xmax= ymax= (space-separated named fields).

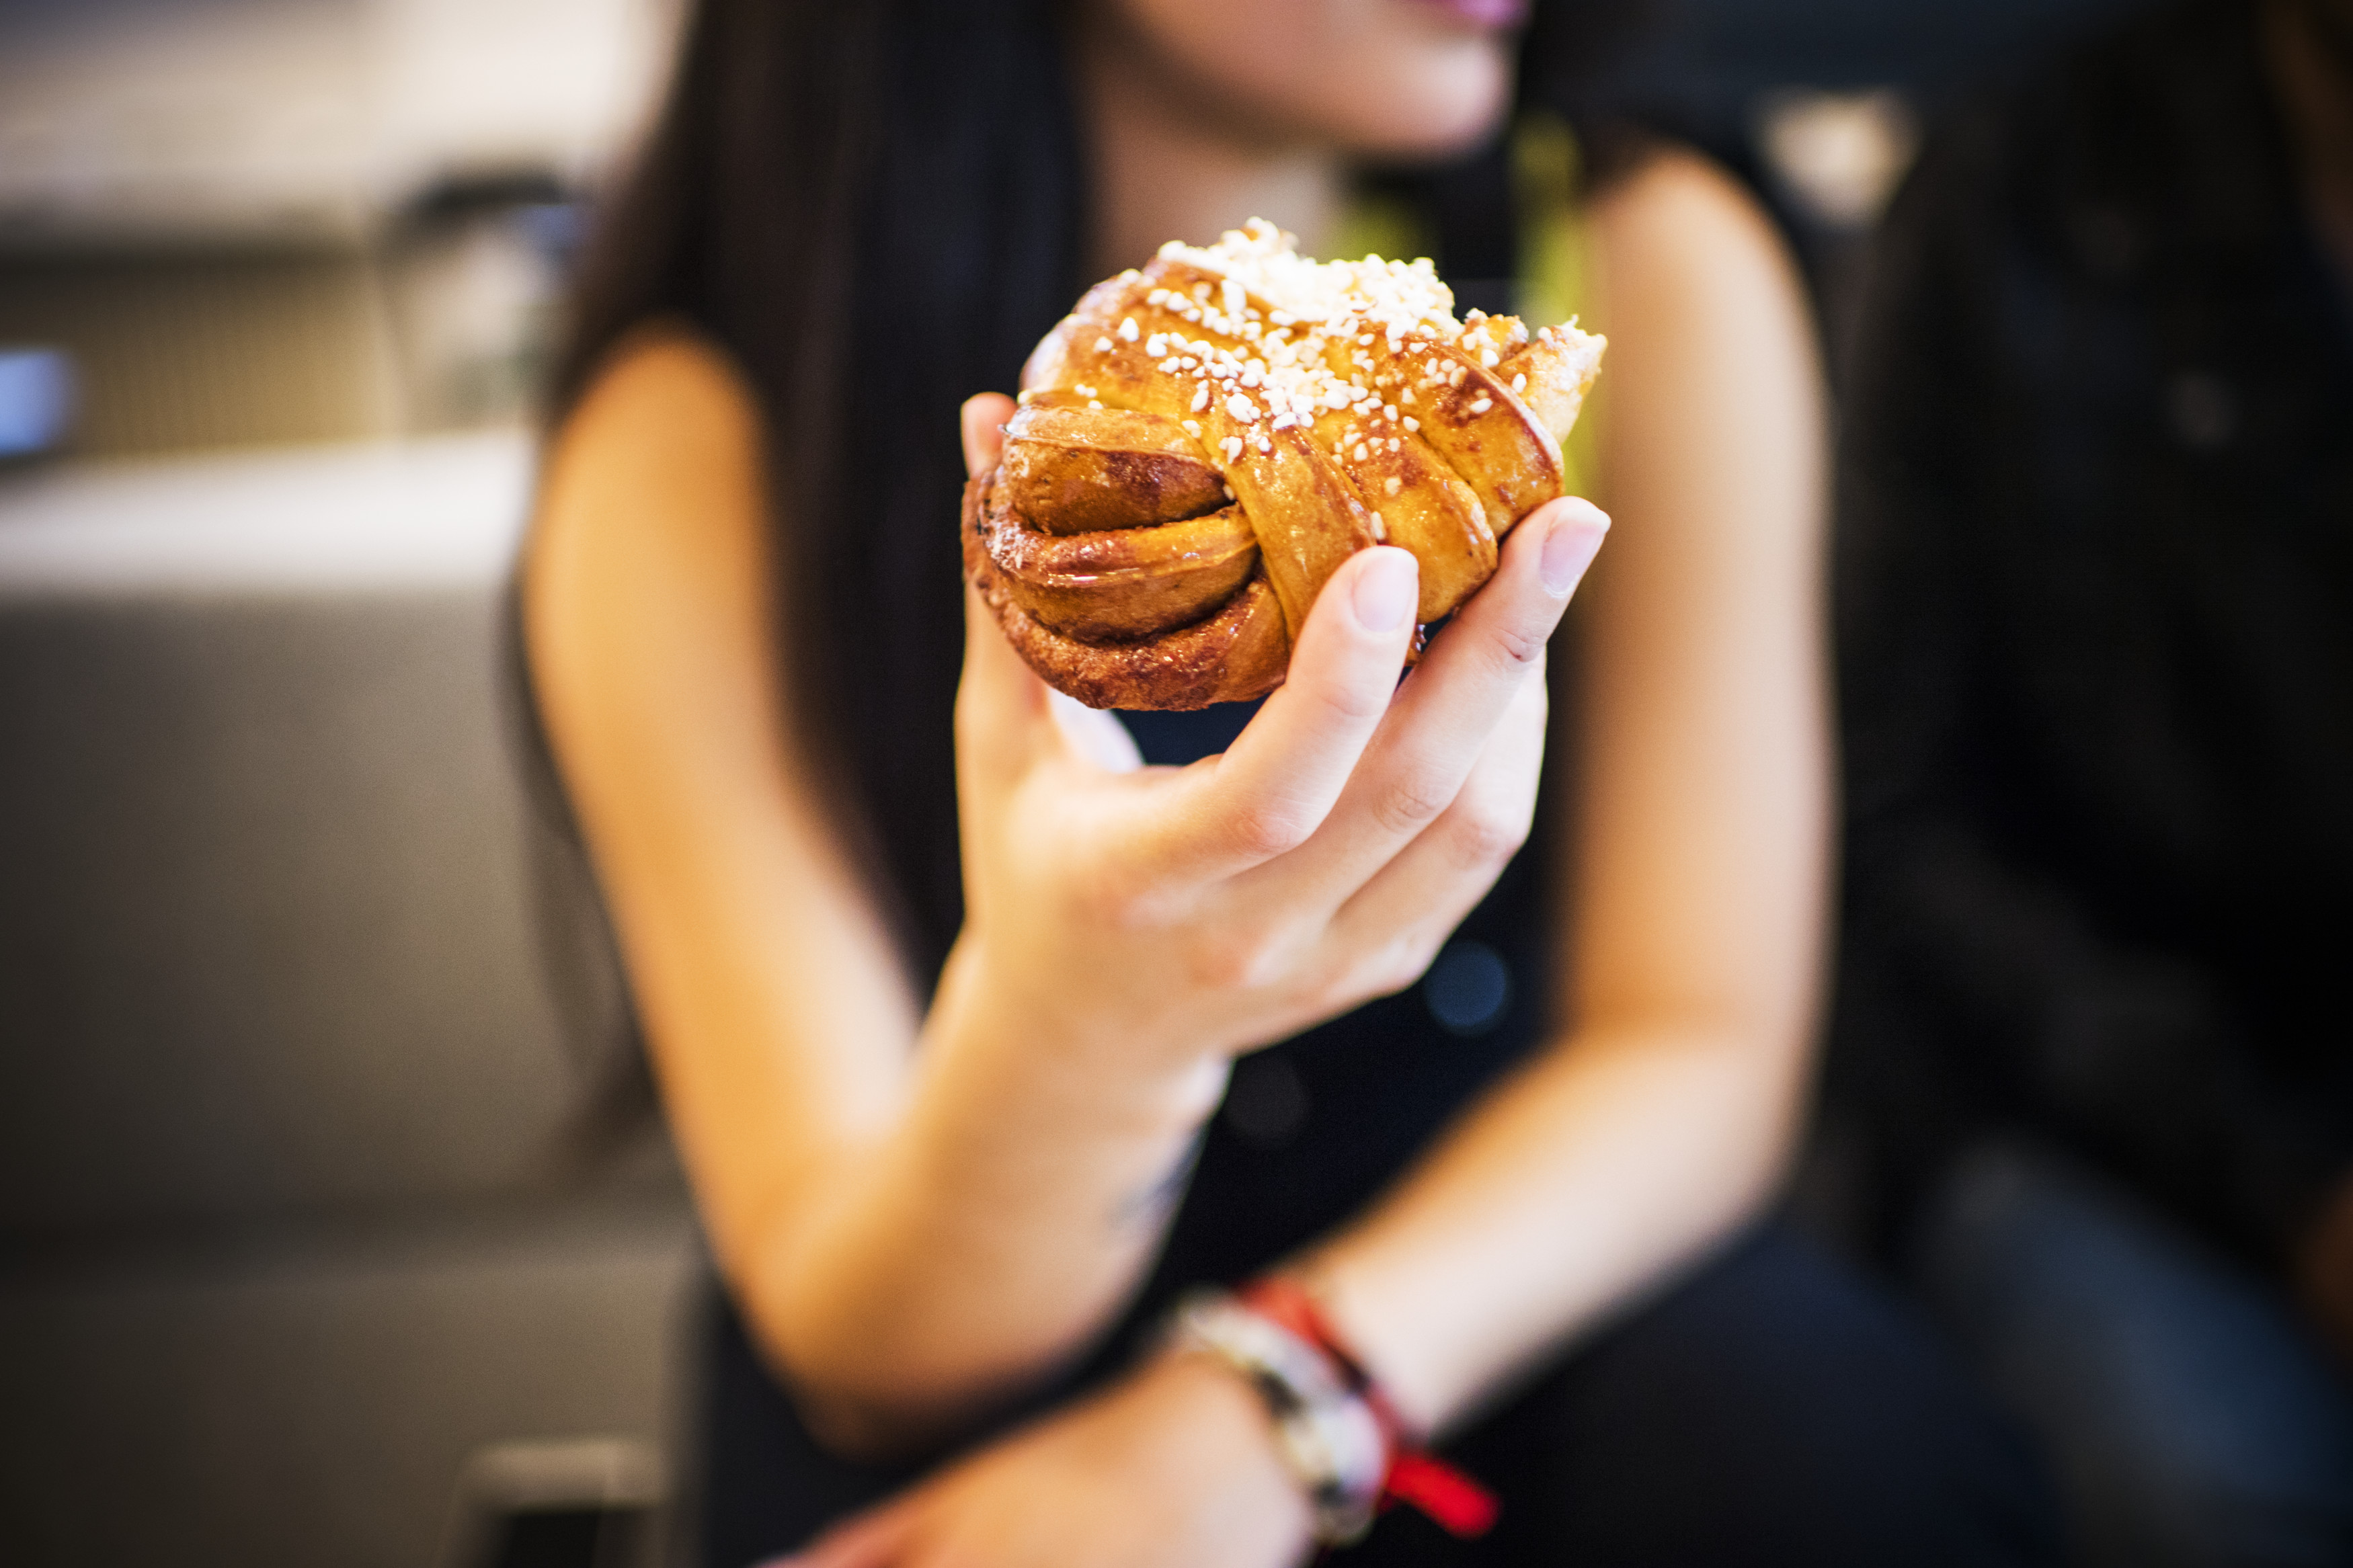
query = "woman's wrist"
xmin=746 ymin=941 xmax=1230 ymax=1432
xmin=929 ymin=929 xmax=1234 ymax=1126
xmin=898 ymin=937 xmax=1231 ymax=1261
xmin=1132 ymin=1337 xmax=1318 ymax=1537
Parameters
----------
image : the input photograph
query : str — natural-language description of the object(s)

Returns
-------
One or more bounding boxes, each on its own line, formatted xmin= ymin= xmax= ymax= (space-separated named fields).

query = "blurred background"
xmin=0 ymin=1 xmax=2145 ymax=1564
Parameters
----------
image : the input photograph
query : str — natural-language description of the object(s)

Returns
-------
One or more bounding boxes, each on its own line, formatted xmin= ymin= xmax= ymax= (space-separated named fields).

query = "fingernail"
xmin=1351 ymin=548 xmax=1419 ymax=634
xmin=1540 ymin=513 xmax=1607 ymax=595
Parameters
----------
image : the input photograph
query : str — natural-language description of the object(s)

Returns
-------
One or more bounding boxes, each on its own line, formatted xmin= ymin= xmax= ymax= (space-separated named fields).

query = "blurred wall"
xmin=0 ymin=0 xmax=674 ymax=457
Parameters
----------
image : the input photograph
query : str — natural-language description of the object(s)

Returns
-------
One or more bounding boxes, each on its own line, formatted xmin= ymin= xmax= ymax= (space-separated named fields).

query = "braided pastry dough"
xmin=965 ymin=220 xmax=1605 ymax=710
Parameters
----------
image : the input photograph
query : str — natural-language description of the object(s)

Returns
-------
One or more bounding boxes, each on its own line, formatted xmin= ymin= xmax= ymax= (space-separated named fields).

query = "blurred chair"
xmin=439 ymin=1437 xmax=669 ymax=1568
xmin=0 ymin=432 xmax=696 ymax=1568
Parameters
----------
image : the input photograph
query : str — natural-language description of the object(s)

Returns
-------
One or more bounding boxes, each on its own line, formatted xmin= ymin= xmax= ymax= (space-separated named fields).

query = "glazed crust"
xmin=998 ymin=405 xmax=1230 ymax=534
xmin=968 ymin=239 xmax=1603 ymax=710
xmin=964 ymin=468 xmax=1289 ymax=710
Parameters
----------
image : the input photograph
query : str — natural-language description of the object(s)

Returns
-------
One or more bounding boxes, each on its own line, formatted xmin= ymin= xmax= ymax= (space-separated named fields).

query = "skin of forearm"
xmin=733 ymin=937 xmax=1234 ymax=1456
xmin=1298 ymin=1020 xmax=1808 ymax=1434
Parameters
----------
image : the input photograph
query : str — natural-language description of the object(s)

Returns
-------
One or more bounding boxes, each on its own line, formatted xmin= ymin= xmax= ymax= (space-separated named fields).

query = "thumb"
xmin=956 ymin=389 xmax=1046 ymax=791
xmin=962 ymin=392 xmax=1016 ymax=479
xmin=957 ymin=392 xmax=1049 ymax=794
xmin=956 ymin=579 xmax=1053 ymax=796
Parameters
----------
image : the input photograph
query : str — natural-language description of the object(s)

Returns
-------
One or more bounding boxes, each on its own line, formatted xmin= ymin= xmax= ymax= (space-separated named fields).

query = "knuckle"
xmin=1394 ymin=941 xmax=1444 ymax=995
xmin=1450 ymin=799 xmax=1531 ymax=870
xmin=1358 ymin=932 xmax=1441 ymax=1000
xmin=1308 ymin=669 xmax=1396 ymax=728
xmin=1226 ymin=800 xmax=1314 ymax=860
xmin=1190 ymin=923 xmax=1285 ymax=992
xmin=1481 ymin=618 xmax=1552 ymax=679
xmin=1073 ymin=864 xmax=1146 ymax=929
xmin=1369 ymin=768 xmax=1458 ymax=840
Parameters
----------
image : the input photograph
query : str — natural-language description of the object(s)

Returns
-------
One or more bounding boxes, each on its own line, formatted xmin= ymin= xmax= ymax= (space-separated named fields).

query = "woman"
xmin=526 ymin=2 xmax=2050 ymax=1564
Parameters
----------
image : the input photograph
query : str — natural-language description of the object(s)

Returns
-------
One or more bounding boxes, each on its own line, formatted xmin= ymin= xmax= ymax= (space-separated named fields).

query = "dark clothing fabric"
xmin=700 ymin=707 xmax=2057 ymax=1568
xmin=1914 ymin=1139 xmax=2353 ymax=1568
xmin=1831 ymin=0 xmax=2353 ymax=1276
xmin=703 ymin=1223 xmax=2059 ymax=1568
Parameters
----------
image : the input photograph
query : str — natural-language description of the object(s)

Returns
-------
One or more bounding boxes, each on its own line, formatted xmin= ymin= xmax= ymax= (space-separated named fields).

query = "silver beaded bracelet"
xmin=1166 ymin=1288 xmax=1390 ymax=1545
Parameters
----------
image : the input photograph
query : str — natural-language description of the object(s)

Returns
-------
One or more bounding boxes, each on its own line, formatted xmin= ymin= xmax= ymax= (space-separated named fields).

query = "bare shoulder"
xmin=565 ymin=323 xmax=756 ymax=440
xmin=1587 ymin=145 xmax=1800 ymax=313
xmin=542 ymin=323 xmax=764 ymax=528
xmin=529 ymin=322 xmax=774 ymax=665
xmin=1573 ymin=144 xmax=1823 ymax=571
xmin=1579 ymin=145 xmax=1821 ymax=499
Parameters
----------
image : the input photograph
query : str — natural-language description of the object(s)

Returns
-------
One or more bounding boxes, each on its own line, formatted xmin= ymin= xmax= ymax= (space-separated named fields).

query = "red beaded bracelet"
xmin=1237 ymin=1277 xmax=1500 ymax=1540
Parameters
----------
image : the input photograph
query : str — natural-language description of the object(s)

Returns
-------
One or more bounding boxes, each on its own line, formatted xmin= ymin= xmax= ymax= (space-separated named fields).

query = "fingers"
xmin=1139 ymin=546 xmax=1421 ymax=880
xmin=963 ymin=393 xmax=1016 ymax=479
xmin=955 ymin=581 xmax=1052 ymax=797
xmin=1256 ymin=497 xmax=1605 ymax=900
xmin=959 ymin=591 xmax=1145 ymax=862
xmin=1322 ymin=656 xmax=1549 ymax=983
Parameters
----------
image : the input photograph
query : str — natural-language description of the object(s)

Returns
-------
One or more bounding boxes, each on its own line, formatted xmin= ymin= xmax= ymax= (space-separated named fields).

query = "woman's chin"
xmin=1335 ymin=69 xmax=1513 ymax=162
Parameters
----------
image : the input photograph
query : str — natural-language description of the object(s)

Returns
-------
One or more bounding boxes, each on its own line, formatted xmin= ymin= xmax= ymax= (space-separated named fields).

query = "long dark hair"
xmin=549 ymin=0 xmax=1646 ymax=985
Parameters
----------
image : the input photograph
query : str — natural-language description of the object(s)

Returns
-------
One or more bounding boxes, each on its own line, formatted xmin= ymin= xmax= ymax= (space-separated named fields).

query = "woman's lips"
xmin=1404 ymin=0 xmax=1531 ymax=29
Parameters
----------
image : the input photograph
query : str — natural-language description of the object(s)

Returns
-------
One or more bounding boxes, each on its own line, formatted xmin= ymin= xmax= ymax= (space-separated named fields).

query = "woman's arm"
xmin=1295 ymin=149 xmax=1830 ymax=1429
xmin=526 ymin=332 xmax=1604 ymax=1452
xmin=530 ymin=343 xmax=1223 ymax=1450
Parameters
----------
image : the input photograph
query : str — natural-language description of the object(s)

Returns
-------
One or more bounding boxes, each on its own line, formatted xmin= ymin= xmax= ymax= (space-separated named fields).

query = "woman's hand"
xmin=945 ymin=391 xmax=1609 ymax=1077
xmin=770 ymin=1351 xmax=1315 ymax=1568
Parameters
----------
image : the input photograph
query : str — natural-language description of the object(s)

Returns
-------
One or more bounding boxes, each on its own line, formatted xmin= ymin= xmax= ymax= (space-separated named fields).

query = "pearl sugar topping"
xmin=1119 ymin=218 xmax=1521 ymax=440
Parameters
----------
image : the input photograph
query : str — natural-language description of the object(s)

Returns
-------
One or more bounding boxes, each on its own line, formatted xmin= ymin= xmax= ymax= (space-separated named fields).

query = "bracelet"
xmin=1169 ymin=1289 xmax=1388 ymax=1543
xmin=1166 ymin=1282 xmax=1499 ymax=1545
